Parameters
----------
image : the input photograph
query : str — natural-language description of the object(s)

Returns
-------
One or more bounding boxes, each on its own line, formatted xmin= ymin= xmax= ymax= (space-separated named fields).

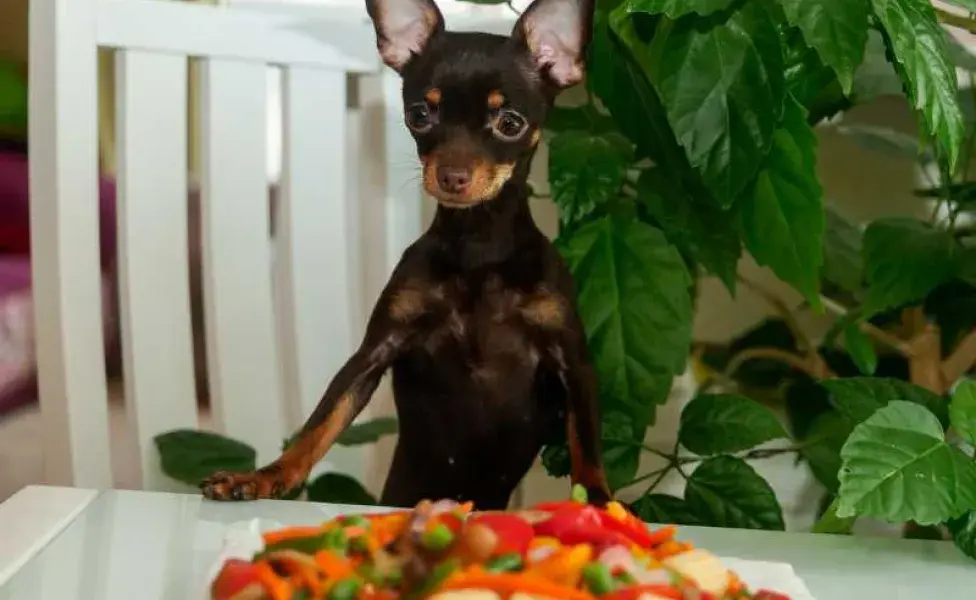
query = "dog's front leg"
xmin=554 ymin=315 xmax=612 ymax=506
xmin=202 ymin=286 xmax=420 ymax=501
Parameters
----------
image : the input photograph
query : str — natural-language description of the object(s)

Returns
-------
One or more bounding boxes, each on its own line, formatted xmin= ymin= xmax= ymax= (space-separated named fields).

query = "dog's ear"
xmin=511 ymin=0 xmax=594 ymax=89
xmin=365 ymin=0 xmax=445 ymax=73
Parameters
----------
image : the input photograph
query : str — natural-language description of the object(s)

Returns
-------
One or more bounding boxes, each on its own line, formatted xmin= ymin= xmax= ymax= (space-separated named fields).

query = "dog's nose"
xmin=437 ymin=166 xmax=471 ymax=194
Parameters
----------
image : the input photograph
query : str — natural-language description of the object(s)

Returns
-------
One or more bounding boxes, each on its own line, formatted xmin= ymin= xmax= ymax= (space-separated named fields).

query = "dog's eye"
xmin=492 ymin=110 xmax=528 ymax=141
xmin=405 ymin=103 xmax=434 ymax=133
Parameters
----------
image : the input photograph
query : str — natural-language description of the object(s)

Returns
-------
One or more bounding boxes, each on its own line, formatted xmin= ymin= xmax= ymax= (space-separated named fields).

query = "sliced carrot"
xmin=253 ymin=561 xmax=294 ymax=600
xmin=262 ymin=526 xmax=326 ymax=546
xmin=314 ymin=550 xmax=356 ymax=581
xmin=441 ymin=572 xmax=596 ymax=600
xmin=644 ymin=525 xmax=677 ymax=548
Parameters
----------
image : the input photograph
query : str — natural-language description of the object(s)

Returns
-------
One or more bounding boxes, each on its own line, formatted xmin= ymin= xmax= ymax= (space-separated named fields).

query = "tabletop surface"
xmin=0 ymin=486 xmax=973 ymax=599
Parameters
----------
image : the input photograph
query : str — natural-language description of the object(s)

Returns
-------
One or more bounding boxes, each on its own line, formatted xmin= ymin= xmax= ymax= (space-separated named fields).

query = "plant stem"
xmin=724 ymin=347 xmax=822 ymax=379
xmin=935 ymin=6 xmax=976 ymax=35
xmin=738 ymin=275 xmax=811 ymax=355
xmin=505 ymin=1 xmax=522 ymax=16
xmin=819 ymin=295 xmax=915 ymax=356
xmin=617 ymin=465 xmax=670 ymax=491
xmin=942 ymin=327 xmax=976 ymax=386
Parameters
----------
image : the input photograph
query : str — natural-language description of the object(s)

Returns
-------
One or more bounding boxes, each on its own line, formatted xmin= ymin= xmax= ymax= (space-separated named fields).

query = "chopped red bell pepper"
xmin=533 ymin=506 xmax=632 ymax=549
xmin=467 ymin=513 xmax=535 ymax=556
xmin=211 ymin=559 xmax=263 ymax=600
xmin=601 ymin=584 xmax=683 ymax=600
xmin=753 ymin=591 xmax=791 ymax=600
xmin=593 ymin=510 xmax=657 ymax=549
xmin=531 ymin=500 xmax=587 ymax=512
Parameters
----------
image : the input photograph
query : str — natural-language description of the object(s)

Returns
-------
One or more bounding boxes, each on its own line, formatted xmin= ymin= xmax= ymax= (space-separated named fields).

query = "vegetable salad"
xmin=211 ymin=487 xmax=790 ymax=600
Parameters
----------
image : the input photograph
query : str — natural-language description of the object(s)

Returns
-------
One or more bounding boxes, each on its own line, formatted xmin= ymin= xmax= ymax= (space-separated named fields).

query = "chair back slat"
xmin=275 ymin=67 xmax=355 ymax=429
xmin=29 ymin=0 xmax=113 ymax=488
xmin=115 ymin=49 xmax=199 ymax=490
xmin=31 ymin=0 xmax=380 ymax=488
xmin=198 ymin=57 xmax=285 ymax=464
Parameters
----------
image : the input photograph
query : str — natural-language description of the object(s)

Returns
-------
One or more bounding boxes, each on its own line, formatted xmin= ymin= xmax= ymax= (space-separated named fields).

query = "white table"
xmin=0 ymin=485 xmax=974 ymax=599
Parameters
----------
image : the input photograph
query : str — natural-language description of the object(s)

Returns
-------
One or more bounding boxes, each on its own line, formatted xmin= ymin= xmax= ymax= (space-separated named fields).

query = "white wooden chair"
xmin=28 ymin=0 xmax=395 ymax=490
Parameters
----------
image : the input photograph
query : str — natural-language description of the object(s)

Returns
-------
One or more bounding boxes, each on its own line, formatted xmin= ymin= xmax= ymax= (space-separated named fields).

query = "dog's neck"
xmin=427 ymin=174 xmax=538 ymax=270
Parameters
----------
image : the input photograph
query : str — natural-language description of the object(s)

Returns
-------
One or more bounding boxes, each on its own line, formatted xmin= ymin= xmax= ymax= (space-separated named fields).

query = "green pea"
xmin=571 ymin=484 xmax=588 ymax=504
xmin=328 ymin=578 xmax=362 ymax=600
xmin=422 ymin=523 xmax=455 ymax=551
xmin=343 ymin=515 xmax=370 ymax=528
xmin=292 ymin=591 xmax=311 ymax=600
xmin=582 ymin=562 xmax=617 ymax=595
xmin=485 ymin=553 xmax=523 ymax=573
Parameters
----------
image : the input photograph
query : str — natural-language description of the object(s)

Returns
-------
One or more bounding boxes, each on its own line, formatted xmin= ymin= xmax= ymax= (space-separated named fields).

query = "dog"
xmin=201 ymin=0 xmax=611 ymax=510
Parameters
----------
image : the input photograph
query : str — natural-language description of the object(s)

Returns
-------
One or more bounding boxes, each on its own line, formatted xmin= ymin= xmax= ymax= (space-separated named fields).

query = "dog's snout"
xmin=437 ymin=166 xmax=471 ymax=194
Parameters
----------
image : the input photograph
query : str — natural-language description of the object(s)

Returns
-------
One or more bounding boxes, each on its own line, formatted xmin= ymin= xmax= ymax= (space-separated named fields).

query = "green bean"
xmin=582 ymin=562 xmax=617 ymax=595
xmin=485 ymin=553 xmax=524 ymax=573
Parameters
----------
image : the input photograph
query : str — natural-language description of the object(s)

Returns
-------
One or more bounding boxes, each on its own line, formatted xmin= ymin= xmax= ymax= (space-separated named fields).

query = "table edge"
xmin=0 ymin=485 xmax=99 ymax=586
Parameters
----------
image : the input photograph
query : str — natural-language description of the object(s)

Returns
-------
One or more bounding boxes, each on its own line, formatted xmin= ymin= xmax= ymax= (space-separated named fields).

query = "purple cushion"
xmin=0 ymin=149 xmax=117 ymax=266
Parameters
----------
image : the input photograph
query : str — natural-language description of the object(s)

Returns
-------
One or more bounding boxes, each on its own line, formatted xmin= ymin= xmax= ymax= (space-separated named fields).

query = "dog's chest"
xmin=421 ymin=275 xmax=553 ymax=383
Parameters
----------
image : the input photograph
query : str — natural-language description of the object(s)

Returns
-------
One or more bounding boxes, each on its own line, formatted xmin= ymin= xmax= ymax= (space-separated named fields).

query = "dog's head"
xmin=366 ymin=0 xmax=594 ymax=208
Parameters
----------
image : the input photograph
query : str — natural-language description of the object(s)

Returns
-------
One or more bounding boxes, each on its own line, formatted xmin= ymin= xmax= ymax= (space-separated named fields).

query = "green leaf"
xmin=336 ymin=417 xmax=399 ymax=446
xmin=777 ymin=0 xmax=869 ymax=94
xmin=800 ymin=410 xmax=854 ymax=493
xmin=821 ymin=207 xmax=864 ymax=294
xmin=678 ymin=393 xmax=789 ymax=456
xmin=154 ymin=429 xmax=256 ymax=486
xmin=837 ymin=401 xmax=976 ymax=525
xmin=631 ymin=493 xmax=703 ymax=525
xmin=541 ymin=444 xmax=571 ymax=478
xmin=950 ymin=379 xmax=976 ymax=446
xmin=861 ymin=218 xmax=960 ymax=315
xmin=557 ymin=214 xmax=693 ymax=425
xmin=948 ymin=511 xmax=976 ymax=560
xmin=822 ymin=377 xmax=948 ymax=426
xmin=811 ymin=497 xmax=855 ymax=534
xmin=626 ymin=0 xmax=735 ymax=19
xmin=871 ymin=0 xmax=965 ymax=168
xmin=306 ymin=472 xmax=377 ymax=506
xmin=549 ymin=131 xmax=634 ymax=226
xmin=843 ymin=325 xmax=877 ymax=375
xmin=594 ymin=10 xmax=695 ymax=176
xmin=740 ymin=94 xmax=824 ymax=306
xmin=602 ymin=411 xmax=643 ymax=491
xmin=685 ymin=456 xmax=785 ymax=530
xmin=638 ymin=168 xmax=741 ymax=292
xmin=626 ymin=2 xmax=785 ymax=206
xmin=541 ymin=411 xmax=642 ymax=489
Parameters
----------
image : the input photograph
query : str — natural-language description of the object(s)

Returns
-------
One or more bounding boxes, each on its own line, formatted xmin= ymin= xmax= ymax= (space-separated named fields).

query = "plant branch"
xmin=942 ymin=327 xmax=976 ymax=386
xmin=738 ymin=275 xmax=812 ymax=355
xmin=505 ymin=1 xmax=522 ymax=16
xmin=724 ymin=347 xmax=827 ymax=380
xmin=819 ymin=295 xmax=915 ymax=357
xmin=936 ymin=7 xmax=976 ymax=35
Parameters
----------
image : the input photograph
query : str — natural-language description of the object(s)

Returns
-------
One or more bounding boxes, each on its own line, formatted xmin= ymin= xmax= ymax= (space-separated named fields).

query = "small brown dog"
xmin=201 ymin=0 xmax=610 ymax=509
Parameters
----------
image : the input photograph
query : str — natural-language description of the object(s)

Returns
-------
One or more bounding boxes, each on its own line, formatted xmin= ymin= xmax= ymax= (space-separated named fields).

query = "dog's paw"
xmin=200 ymin=469 xmax=289 ymax=501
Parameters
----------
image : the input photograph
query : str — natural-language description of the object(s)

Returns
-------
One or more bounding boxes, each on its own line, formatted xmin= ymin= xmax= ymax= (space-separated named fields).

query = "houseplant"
xmin=157 ymin=0 xmax=976 ymax=561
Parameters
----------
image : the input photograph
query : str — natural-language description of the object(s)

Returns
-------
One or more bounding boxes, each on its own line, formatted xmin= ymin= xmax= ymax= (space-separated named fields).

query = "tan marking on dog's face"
xmin=531 ymin=129 xmax=542 ymax=146
xmin=421 ymin=157 xmax=516 ymax=207
xmin=487 ymin=90 xmax=505 ymax=110
xmin=425 ymin=87 xmax=442 ymax=105
xmin=522 ymin=294 xmax=564 ymax=329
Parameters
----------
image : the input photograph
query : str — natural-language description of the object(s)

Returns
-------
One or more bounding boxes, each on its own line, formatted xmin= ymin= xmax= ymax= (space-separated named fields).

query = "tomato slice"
xmin=467 ymin=513 xmax=535 ymax=556
xmin=211 ymin=559 xmax=263 ymax=600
